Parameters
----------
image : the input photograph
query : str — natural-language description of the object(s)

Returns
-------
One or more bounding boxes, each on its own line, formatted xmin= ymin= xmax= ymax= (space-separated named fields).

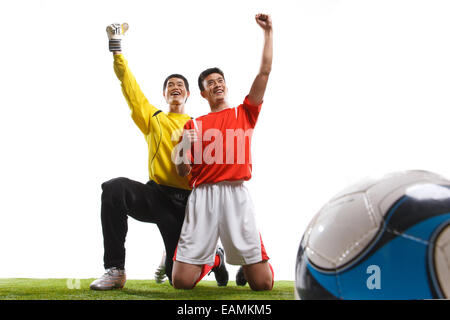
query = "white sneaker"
xmin=154 ymin=251 xmax=167 ymax=284
xmin=90 ymin=267 xmax=126 ymax=290
xmin=154 ymin=265 xmax=167 ymax=284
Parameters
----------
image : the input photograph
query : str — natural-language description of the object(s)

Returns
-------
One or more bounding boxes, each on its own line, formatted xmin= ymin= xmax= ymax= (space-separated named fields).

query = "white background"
xmin=1 ymin=0 xmax=450 ymax=282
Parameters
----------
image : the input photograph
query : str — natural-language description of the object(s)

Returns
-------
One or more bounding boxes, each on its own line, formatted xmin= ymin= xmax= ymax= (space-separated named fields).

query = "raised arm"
xmin=247 ymin=14 xmax=273 ymax=106
xmin=106 ymin=23 xmax=158 ymax=135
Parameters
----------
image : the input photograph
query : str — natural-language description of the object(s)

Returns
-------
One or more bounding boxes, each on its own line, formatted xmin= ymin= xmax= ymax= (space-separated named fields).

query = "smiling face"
xmin=201 ymin=73 xmax=228 ymax=108
xmin=164 ymin=77 xmax=190 ymax=105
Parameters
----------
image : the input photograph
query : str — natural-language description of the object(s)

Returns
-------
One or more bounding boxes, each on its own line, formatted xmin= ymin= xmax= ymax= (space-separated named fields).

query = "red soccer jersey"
xmin=183 ymin=96 xmax=262 ymax=188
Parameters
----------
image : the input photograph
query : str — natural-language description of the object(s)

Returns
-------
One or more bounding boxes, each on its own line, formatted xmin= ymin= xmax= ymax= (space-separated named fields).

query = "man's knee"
xmin=243 ymin=262 xmax=273 ymax=291
xmin=171 ymin=273 xmax=196 ymax=290
xmin=171 ymin=261 xmax=201 ymax=290
xmin=102 ymin=177 xmax=129 ymax=193
xmin=101 ymin=177 xmax=130 ymax=204
xmin=248 ymin=277 xmax=273 ymax=291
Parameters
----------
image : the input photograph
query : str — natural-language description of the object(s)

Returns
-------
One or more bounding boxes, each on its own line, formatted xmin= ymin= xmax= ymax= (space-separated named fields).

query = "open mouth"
xmin=171 ymin=90 xmax=181 ymax=96
xmin=214 ymin=89 xmax=224 ymax=95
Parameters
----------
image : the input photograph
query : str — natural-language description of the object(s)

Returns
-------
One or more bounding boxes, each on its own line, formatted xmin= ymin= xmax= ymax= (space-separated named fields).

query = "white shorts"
xmin=174 ymin=180 xmax=269 ymax=266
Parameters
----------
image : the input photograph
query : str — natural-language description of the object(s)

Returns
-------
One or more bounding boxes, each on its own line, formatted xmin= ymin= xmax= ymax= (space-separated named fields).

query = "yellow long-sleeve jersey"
xmin=113 ymin=54 xmax=191 ymax=190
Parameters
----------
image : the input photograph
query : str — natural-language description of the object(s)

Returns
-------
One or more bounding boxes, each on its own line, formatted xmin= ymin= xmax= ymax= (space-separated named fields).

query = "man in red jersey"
xmin=172 ymin=14 xmax=274 ymax=291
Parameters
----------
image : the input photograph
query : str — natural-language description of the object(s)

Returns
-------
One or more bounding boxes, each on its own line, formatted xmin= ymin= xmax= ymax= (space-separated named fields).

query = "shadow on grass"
xmin=118 ymin=283 xmax=293 ymax=300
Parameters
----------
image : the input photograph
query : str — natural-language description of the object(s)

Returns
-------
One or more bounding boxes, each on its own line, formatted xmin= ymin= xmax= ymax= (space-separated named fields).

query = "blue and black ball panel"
xmin=295 ymin=184 xmax=450 ymax=300
xmin=296 ymin=240 xmax=340 ymax=300
xmin=428 ymin=220 xmax=450 ymax=299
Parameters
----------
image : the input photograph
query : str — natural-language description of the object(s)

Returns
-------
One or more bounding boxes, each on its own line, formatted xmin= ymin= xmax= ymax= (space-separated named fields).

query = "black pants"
xmin=100 ymin=177 xmax=191 ymax=282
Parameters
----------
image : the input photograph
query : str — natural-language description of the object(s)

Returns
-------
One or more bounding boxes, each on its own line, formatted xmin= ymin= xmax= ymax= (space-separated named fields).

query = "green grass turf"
xmin=0 ymin=279 xmax=295 ymax=300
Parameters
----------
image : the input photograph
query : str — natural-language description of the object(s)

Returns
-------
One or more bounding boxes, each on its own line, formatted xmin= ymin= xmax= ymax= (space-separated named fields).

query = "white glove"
xmin=106 ymin=23 xmax=129 ymax=52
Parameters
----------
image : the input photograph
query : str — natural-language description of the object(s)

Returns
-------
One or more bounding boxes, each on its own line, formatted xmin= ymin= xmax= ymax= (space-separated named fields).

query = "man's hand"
xmin=255 ymin=14 xmax=272 ymax=32
xmin=180 ymin=129 xmax=198 ymax=150
xmin=248 ymin=14 xmax=273 ymax=106
xmin=174 ymin=128 xmax=198 ymax=177
xmin=106 ymin=23 xmax=129 ymax=53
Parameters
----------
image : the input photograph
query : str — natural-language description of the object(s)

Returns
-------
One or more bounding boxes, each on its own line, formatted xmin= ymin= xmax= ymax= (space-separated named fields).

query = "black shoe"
xmin=210 ymin=247 xmax=229 ymax=287
xmin=236 ymin=266 xmax=247 ymax=286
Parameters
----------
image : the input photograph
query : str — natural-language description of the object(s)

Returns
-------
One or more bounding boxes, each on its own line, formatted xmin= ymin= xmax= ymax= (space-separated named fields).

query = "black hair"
xmin=163 ymin=74 xmax=190 ymax=92
xmin=198 ymin=67 xmax=225 ymax=91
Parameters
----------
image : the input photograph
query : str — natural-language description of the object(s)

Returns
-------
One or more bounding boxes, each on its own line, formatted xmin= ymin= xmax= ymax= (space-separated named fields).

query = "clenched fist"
xmin=181 ymin=129 xmax=198 ymax=149
xmin=255 ymin=14 xmax=272 ymax=32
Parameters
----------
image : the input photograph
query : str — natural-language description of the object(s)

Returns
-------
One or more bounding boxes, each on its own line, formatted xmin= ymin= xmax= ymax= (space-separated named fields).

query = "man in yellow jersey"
xmin=90 ymin=23 xmax=228 ymax=290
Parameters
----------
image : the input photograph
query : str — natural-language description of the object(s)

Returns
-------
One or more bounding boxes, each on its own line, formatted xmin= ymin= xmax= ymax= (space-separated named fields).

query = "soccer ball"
xmin=295 ymin=170 xmax=450 ymax=299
